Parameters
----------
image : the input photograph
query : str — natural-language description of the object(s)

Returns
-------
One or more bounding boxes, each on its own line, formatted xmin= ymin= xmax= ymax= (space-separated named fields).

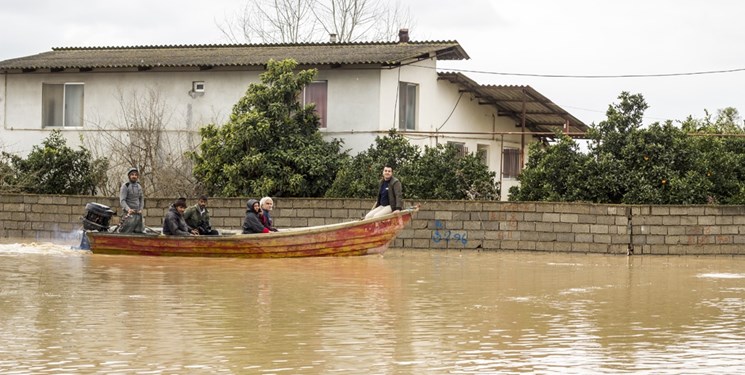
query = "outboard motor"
xmin=80 ymin=202 xmax=115 ymax=249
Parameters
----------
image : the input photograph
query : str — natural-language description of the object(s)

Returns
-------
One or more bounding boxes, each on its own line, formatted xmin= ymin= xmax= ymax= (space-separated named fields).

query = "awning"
xmin=438 ymin=72 xmax=589 ymax=137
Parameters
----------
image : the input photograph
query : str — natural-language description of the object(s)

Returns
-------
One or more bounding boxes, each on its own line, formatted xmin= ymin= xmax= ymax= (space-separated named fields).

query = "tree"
xmin=510 ymin=92 xmax=745 ymax=205
xmin=681 ymin=107 xmax=745 ymax=204
xmin=217 ymin=0 xmax=414 ymax=43
xmin=190 ymin=58 xmax=347 ymax=197
xmin=86 ymin=87 xmax=201 ymax=197
xmin=1 ymin=130 xmax=107 ymax=195
xmin=509 ymin=134 xmax=593 ymax=202
xmin=405 ymin=144 xmax=499 ymax=200
xmin=326 ymin=130 xmax=420 ymax=198
xmin=326 ymin=130 xmax=499 ymax=200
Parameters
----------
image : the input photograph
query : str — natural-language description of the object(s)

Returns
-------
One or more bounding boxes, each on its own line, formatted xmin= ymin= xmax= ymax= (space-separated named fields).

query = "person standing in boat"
xmin=243 ymin=199 xmax=270 ymax=234
xmin=184 ymin=195 xmax=219 ymax=235
xmin=260 ymin=196 xmax=278 ymax=232
xmin=365 ymin=164 xmax=403 ymax=219
xmin=163 ymin=197 xmax=196 ymax=236
xmin=119 ymin=167 xmax=145 ymax=233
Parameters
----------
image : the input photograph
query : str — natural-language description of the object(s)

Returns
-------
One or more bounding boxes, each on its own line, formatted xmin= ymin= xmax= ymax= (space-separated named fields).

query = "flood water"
xmin=1 ymin=241 xmax=744 ymax=374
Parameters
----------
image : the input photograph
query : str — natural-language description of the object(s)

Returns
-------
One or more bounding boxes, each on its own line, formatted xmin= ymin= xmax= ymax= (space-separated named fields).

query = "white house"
xmin=0 ymin=31 xmax=587 ymax=200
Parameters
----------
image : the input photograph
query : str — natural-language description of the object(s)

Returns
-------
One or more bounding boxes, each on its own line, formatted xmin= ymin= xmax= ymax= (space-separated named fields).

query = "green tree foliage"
xmin=325 ymin=130 xmax=420 ymax=198
xmin=405 ymin=144 xmax=499 ymax=200
xmin=510 ymin=91 xmax=745 ymax=204
xmin=0 ymin=130 xmax=106 ymax=195
xmin=509 ymin=134 xmax=593 ymax=202
xmin=190 ymin=59 xmax=347 ymax=197
xmin=327 ymin=130 xmax=499 ymax=200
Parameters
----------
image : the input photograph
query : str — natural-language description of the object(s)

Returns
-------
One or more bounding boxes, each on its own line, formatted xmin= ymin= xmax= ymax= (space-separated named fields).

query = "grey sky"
xmin=2 ymin=0 xmax=743 ymax=126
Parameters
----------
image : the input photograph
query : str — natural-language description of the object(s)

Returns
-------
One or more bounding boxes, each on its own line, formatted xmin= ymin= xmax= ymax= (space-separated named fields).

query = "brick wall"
xmin=1 ymin=193 xmax=744 ymax=255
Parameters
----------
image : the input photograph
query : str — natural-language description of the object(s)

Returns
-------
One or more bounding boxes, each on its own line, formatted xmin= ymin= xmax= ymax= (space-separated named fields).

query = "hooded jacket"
xmin=162 ymin=205 xmax=191 ymax=235
xmin=242 ymin=199 xmax=269 ymax=234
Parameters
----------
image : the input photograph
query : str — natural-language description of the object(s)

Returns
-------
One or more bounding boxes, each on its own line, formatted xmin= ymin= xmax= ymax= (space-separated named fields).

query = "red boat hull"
xmin=86 ymin=208 xmax=416 ymax=258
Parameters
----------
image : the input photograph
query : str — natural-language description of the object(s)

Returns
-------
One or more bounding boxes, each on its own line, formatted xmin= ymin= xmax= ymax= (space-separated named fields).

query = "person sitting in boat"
xmin=163 ymin=197 xmax=196 ymax=236
xmin=184 ymin=195 xmax=219 ymax=235
xmin=243 ymin=199 xmax=270 ymax=234
xmin=365 ymin=164 xmax=403 ymax=219
xmin=259 ymin=196 xmax=278 ymax=232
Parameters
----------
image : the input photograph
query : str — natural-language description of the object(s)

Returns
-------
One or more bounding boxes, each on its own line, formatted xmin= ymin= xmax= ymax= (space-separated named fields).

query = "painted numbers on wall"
xmin=431 ymin=220 xmax=468 ymax=246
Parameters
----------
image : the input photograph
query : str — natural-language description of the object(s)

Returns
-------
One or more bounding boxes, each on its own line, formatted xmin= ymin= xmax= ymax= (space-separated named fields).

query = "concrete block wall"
xmin=631 ymin=205 xmax=745 ymax=255
xmin=2 ymin=193 xmax=745 ymax=255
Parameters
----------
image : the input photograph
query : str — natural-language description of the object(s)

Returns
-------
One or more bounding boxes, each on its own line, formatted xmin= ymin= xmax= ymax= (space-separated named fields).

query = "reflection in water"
xmin=1 ymin=244 xmax=744 ymax=373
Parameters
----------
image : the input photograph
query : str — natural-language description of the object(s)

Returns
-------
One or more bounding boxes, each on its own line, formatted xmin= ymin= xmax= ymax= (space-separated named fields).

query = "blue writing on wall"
xmin=431 ymin=220 xmax=468 ymax=246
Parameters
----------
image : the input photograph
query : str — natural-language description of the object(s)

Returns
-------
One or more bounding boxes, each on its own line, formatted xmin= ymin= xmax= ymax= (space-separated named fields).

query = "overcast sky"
xmin=2 ymin=0 xmax=744 ymax=126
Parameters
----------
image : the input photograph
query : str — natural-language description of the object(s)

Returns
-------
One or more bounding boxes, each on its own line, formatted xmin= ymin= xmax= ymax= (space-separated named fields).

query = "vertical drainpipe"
xmin=520 ymin=88 xmax=527 ymax=171
xmin=499 ymin=133 xmax=504 ymax=197
xmin=2 ymin=72 xmax=6 ymax=129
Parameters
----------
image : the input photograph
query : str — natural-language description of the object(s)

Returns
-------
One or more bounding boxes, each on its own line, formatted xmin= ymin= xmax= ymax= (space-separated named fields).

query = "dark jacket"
xmin=261 ymin=209 xmax=278 ymax=231
xmin=183 ymin=204 xmax=211 ymax=231
xmin=162 ymin=205 xmax=191 ymax=236
xmin=243 ymin=199 xmax=268 ymax=234
xmin=374 ymin=176 xmax=403 ymax=211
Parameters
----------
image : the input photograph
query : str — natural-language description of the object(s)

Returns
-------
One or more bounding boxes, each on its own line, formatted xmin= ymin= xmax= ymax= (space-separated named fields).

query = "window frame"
xmin=447 ymin=141 xmax=467 ymax=158
xmin=42 ymin=82 xmax=85 ymax=128
xmin=502 ymin=147 xmax=522 ymax=179
xmin=398 ymin=81 xmax=418 ymax=130
xmin=477 ymin=144 xmax=489 ymax=167
xmin=303 ymin=80 xmax=328 ymax=128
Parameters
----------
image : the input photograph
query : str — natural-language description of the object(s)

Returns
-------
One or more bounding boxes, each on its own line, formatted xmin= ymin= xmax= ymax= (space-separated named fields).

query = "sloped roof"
xmin=438 ymin=72 xmax=589 ymax=136
xmin=0 ymin=41 xmax=468 ymax=71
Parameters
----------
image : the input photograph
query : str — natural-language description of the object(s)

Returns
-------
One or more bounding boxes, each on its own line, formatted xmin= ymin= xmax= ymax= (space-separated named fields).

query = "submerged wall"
xmin=2 ymin=194 xmax=745 ymax=255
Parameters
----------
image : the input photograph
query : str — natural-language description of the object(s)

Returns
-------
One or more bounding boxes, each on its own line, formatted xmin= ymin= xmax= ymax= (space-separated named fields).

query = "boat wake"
xmin=0 ymin=242 xmax=90 ymax=256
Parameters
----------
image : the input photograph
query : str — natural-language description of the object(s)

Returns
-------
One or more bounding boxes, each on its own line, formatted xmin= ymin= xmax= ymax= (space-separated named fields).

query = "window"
xmin=502 ymin=147 xmax=521 ymax=178
xmin=447 ymin=141 xmax=467 ymax=158
xmin=42 ymin=83 xmax=84 ymax=127
xmin=477 ymin=144 xmax=489 ymax=167
xmin=303 ymin=81 xmax=327 ymax=128
xmin=398 ymin=82 xmax=417 ymax=130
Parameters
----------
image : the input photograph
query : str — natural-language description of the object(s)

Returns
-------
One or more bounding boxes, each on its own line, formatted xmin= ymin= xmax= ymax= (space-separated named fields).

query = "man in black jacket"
xmin=162 ymin=197 xmax=195 ymax=236
xmin=365 ymin=165 xmax=403 ymax=219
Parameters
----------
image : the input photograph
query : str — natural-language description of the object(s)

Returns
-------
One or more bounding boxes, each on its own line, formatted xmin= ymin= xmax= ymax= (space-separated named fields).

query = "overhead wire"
xmin=436 ymin=67 xmax=745 ymax=79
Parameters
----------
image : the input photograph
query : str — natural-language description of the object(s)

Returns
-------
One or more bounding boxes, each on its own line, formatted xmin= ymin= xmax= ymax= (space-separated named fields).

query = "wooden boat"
xmin=84 ymin=206 xmax=418 ymax=258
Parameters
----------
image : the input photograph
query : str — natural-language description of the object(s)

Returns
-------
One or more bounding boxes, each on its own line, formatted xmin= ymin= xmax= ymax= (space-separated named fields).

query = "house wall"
xmin=316 ymin=67 xmax=382 ymax=152
xmin=379 ymin=59 xmax=532 ymax=200
xmin=1 ymin=69 xmax=261 ymax=154
xmin=1 ymin=62 xmax=532 ymax=201
xmin=3 ymin=193 xmax=745 ymax=256
xmin=0 ymin=67 xmax=389 ymax=155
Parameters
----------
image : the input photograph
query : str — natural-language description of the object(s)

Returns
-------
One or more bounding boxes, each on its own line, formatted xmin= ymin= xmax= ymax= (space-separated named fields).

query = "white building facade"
xmin=0 ymin=37 xmax=587 ymax=200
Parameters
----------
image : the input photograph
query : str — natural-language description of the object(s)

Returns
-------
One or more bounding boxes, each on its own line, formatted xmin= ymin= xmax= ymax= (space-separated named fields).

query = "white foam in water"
xmin=697 ymin=273 xmax=745 ymax=279
xmin=0 ymin=242 xmax=90 ymax=256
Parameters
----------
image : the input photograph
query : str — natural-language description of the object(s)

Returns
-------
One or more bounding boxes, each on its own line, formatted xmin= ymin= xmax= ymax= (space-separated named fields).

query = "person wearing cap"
xmin=119 ymin=167 xmax=145 ymax=233
xmin=242 ymin=199 xmax=270 ymax=234
xmin=184 ymin=195 xmax=219 ymax=235
xmin=162 ymin=197 xmax=195 ymax=236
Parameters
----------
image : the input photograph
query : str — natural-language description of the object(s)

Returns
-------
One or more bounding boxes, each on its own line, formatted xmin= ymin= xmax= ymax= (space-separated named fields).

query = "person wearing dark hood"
xmin=119 ymin=167 xmax=145 ymax=233
xmin=163 ymin=197 xmax=195 ymax=236
xmin=242 ymin=199 xmax=270 ymax=234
